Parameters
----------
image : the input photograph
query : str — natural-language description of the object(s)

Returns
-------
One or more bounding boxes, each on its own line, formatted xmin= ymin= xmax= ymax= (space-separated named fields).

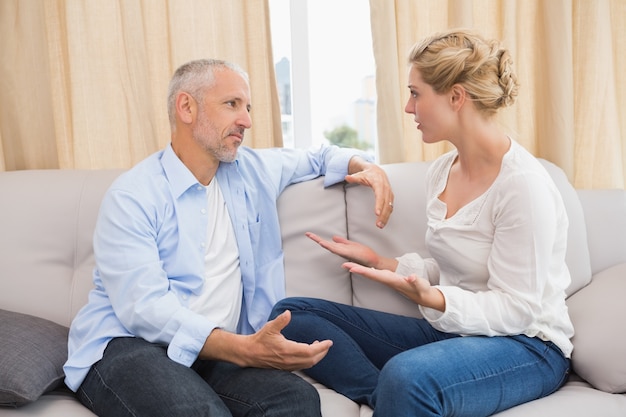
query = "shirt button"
xmin=201 ymin=209 xmax=206 ymax=214
xmin=196 ymin=185 xmax=203 ymax=191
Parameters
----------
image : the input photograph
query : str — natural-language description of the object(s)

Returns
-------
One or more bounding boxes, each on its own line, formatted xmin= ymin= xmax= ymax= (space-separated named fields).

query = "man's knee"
xmin=268 ymin=373 xmax=321 ymax=417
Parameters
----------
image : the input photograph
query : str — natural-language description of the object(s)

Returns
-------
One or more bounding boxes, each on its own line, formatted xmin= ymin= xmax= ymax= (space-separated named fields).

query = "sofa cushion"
xmin=279 ymin=178 xmax=354 ymax=305
xmin=567 ymin=263 xmax=626 ymax=393
xmin=346 ymin=161 xmax=430 ymax=317
xmin=0 ymin=309 xmax=69 ymax=406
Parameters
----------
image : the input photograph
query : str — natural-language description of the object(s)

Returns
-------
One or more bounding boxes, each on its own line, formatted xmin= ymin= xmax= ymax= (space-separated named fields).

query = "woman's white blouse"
xmin=396 ymin=140 xmax=574 ymax=357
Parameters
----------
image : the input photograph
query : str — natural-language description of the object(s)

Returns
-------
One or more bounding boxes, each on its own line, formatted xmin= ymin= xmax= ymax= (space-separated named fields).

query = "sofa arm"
xmin=567 ymin=263 xmax=626 ymax=394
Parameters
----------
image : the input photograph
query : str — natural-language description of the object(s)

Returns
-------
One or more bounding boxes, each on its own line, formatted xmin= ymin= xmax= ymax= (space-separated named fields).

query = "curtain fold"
xmin=0 ymin=0 xmax=281 ymax=171
xmin=370 ymin=0 xmax=625 ymax=189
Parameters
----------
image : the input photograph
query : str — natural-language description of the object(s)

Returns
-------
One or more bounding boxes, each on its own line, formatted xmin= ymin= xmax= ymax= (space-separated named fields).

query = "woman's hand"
xmin=342 ymin=262 xmax=445 ymax=311
xmin=305 ymin=232 xmax=385 ymax=269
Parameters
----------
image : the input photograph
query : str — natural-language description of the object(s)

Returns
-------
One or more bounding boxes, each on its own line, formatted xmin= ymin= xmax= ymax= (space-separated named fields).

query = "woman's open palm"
xmin=305 ymin=232 xmax=380 ymax=268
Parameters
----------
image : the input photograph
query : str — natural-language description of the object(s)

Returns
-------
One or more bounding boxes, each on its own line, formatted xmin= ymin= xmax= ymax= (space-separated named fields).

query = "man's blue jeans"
xmin=270 ymin=297 xmax=570 ymax=417
xmin=76 ymin=337 xmax=322 ymax=417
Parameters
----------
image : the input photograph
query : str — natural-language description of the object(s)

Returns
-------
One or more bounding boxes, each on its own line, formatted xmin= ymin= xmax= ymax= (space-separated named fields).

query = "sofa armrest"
xmin=567 ymin=263 xmax=626 ymax=394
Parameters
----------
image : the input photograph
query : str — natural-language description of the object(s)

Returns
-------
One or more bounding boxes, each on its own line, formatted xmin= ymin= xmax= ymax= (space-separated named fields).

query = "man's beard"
xmin=192 ymin=119 xmax=240 ymax=163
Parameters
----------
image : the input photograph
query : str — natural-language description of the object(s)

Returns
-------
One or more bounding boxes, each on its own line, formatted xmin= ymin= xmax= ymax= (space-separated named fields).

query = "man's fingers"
xmin=374 ymin=190 xmax=394 ymax=229
xmin=309 ymin=340 xmax=333 ymax=363
xmin=283 ymin=339 xmax=333 ymax=370
xmin=345 ymin=168 xmax=394 ymax=229
xmin=266 ymin=310 xmax=291 ymax=333
xmin=309 ymin=339 xmax=333 ymax=353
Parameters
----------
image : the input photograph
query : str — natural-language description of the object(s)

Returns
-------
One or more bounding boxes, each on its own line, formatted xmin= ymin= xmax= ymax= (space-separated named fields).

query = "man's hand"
xmin=245 ymin=310 xmax=332 ymax=370
xmin=346 ymin=157 xmax=394 ymax=229
xmin=199 ymin=311 xmax=332 ymax=371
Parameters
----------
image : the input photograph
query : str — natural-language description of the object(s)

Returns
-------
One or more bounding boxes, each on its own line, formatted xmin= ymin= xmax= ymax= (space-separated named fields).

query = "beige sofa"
xmin=1 ymin=159 xmax=625 ymax=416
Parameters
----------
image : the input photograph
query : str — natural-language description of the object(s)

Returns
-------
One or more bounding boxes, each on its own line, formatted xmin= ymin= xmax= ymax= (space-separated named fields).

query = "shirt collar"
xmin=160 ymin=144 xmax=202 ymax=199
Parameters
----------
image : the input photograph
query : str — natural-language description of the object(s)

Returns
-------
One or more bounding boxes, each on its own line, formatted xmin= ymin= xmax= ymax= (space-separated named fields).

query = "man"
xmin=63 ymin=59 xmax=394 ymax=417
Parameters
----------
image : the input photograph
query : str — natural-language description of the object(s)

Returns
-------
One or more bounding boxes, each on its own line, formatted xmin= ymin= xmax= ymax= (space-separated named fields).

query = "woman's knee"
xmin=374 ymin=351 xmax=438 ymax=412
xmin=378 ymin=352 xmax=426 ymax=394
xmin=270 ymin=297 xmax=318 ymax=320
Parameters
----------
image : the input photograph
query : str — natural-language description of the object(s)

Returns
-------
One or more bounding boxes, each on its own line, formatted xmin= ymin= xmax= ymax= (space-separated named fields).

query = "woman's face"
xmin=404 ymin=65 xmax=455 ymax=144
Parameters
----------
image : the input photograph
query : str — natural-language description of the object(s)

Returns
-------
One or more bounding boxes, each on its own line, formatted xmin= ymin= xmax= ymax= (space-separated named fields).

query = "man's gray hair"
xmin=166 ymin=59 xmax=249 ymax=130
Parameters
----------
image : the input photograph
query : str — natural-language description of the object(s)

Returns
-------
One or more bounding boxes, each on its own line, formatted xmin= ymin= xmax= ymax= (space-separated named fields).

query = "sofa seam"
xmin=343 ymin=182 xmax=356 ymax=305
xmin=67 ymin=170 xmax=90 ymax=325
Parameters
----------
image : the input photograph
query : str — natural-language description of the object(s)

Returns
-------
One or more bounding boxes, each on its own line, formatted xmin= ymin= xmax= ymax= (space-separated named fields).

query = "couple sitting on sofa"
xmin=64 ymin=29 xmax=573 ymax=417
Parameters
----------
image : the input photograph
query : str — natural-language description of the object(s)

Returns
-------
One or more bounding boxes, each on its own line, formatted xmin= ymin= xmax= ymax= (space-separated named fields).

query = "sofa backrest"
xmin=0 ymin=169 xmax=123 ymax=327
xmin=577 ymin=189 xmax=626 ymax=275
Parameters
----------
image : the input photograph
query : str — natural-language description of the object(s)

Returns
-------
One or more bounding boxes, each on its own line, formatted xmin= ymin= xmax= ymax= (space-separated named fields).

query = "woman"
xmin=270 ymin=29 xmax=573 ymax=417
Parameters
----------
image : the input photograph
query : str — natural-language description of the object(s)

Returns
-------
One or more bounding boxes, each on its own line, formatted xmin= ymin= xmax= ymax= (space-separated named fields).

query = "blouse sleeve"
xmin=395 ymin=253 xmax=440 ymax=285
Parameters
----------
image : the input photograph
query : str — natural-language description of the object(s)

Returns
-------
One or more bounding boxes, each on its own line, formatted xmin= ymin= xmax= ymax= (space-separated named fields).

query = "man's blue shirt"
xmin=63 ymin=144 xmax=370 ymax=391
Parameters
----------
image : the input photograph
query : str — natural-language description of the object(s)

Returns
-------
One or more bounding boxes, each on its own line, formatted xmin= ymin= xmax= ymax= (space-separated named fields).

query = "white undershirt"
xmin=188 ymin=178 xmax=243 ymax=333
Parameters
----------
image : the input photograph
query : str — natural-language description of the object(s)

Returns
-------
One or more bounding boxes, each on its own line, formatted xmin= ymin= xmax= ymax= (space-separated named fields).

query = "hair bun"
xmin=498 ymin=49 xmax=519 ymax=108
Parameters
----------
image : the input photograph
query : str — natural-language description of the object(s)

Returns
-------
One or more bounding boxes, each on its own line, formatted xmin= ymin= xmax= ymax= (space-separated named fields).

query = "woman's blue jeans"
xmin=76 ymin=337 xmax=322 ymax=417
xmin=270 ymin=297 xmax=570 ymax=417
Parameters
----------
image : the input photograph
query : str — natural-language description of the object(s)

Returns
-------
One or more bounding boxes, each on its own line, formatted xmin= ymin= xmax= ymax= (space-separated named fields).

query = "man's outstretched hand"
xmin=200 ymin=310 xmax=332 ymax=371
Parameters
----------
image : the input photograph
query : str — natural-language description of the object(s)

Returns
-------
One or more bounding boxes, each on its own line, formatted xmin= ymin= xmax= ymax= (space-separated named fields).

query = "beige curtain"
xmin=370 ymin=0 xmax=626 ymax=189
xmin=0 ymin=0 xmax=282 ymax=171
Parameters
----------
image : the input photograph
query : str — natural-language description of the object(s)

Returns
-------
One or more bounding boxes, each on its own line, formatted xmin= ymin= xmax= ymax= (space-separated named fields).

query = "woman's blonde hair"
xmin=408 ymin=29 xmax=519 ymax=115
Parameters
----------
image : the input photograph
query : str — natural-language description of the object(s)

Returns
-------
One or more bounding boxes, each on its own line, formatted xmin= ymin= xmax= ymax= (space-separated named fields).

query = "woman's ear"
xmin=450 ymin=84 xmax=466 ymax=110
xmin=176 ymin=92 xmax=196 ymax=124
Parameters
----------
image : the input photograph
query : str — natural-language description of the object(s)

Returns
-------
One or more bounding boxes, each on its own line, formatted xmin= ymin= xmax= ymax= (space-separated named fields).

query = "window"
xmin=269 ymin=0 xmax=377 ymax=158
